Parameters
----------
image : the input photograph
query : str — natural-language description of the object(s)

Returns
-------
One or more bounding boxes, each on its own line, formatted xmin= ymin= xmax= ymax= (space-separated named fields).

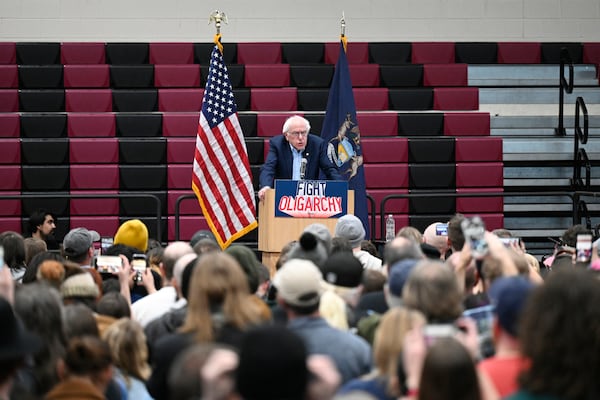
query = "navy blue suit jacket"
xmin=259 ymin=134 xmax=342 ymax=188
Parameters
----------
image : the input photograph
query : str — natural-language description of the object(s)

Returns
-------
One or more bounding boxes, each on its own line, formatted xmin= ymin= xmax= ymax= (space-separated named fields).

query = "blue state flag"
xmin=320 ymin=39 xmax=370 ymax=238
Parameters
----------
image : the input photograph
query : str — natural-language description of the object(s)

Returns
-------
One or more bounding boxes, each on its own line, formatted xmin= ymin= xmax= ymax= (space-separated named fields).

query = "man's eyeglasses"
xmin=288 ymin=131 xmax=308 ymax=138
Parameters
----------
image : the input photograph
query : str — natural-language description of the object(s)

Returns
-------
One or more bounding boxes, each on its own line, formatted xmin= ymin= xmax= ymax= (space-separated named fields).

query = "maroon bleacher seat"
xmin=149 ymin=43 xmax=194 ymax=64
xmin=167 ymin=190 xmax=201 ymax=215
xmin=412 ymin=42 xmax=455 ymax=64
xmin=70 ymin=138 xmax=118 ymax=163
xmin=70 ymin=191 xmax=119 ymax=215
xmin=61 ymin=42 xmax=106 ymax=64
xmin=162 ymin=112 xmax=200 ymax=137
xmin=0 ymin=191 xmax=20 ymax=217
xmin=0 ymin=113 xmax=20 ymax=137
xmin=364 ymin=164 xmax=409 ymax=188
xmin=0 ymin=65 xmax=17 ymax=88
xmin=65 ymin=89 xmax=112 ymax=112
xmin=456 ymin=162 xmax=503 ymax=187
xmin=154 ymin=64 xmax=201 ymax=87
xmin=263 ymin=138 xmax=269 ymax=161
xmin=168 ymin=215 xmax=209 ymax=242
xmin=68 ymin=112 xmax=116 ymax=137
xmin=0 ymin=166 xmax=21 ymax=190
xmin=455 ymin=137 xmax=502 ymax=162
xmin=362 ymin=137 xmax=408 ymax=163
xmin=497 ymin=42 xmax=541 ymax=64
xmin=63 ymin=65 xmax=110 ymax=88
xmin=433 ymin=88 xmax=478 ymax=111
xmin=168 ymin=164 xmax=192 ymax=189
xmin=583 ymin=42 xmax=600 ymax=73
xmin=244 ymin=64 xmax=290 ymax=87
xmin=423 ymin=64 xmax=468 ymax=87
xmin=250 ymin=88 xmax=297 ymax=111
xmin=0 ymin=90 xmax=18 ymax=112
xmin=69 ymin=216 xmax=119 ymax=237
xmin=256 ymin=113 xmax=300 ymax=137
xmin=237 ymin=42 xmax=282 ymax=64
xmin=348 ymin=64 xmax=380 ymax=87
xmin=70 ymin=165 xmax=119 ymax=189
xmin=0 ymin=43 xmax=16 ymax=64
xmin=443 ymin=112 xmax=490 ymax=136
xmin=167 ymin=138 xmax=195 ymax=163
xmin=0 ymin=139 xmax=20 ymax=164
xmin=456 ymin=188 xmax=503 ymax=213
xmin=324 ymin=42 xmax=369 ymax=64
xmin=0 ymin=218 xmax=21 ymax=233
xmin=354 ymin=88 xmax=389 ymax=111
xmin=158 ymin=88 xmax=204 ymax=112
xmin=367 ymin=189 xmax=409 ymax=214
xmin=356 ymin=112 xmax=398 ymax=137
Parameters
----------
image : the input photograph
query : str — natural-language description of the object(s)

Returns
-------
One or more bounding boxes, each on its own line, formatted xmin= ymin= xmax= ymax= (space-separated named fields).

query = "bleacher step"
xmin=479 ymin=87 xmax=600 ymax=104
xmin=468 ymin=64 xmax=598 ymax=87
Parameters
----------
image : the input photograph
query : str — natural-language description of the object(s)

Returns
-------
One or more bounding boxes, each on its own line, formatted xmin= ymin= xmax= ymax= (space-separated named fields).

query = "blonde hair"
xmin=102 ymin=318 xmax=151 ymax=381
xmin=374 ymin=307 xmax=426 ymax=396
xmin=180 ymin=252 xmax=263 ymax=342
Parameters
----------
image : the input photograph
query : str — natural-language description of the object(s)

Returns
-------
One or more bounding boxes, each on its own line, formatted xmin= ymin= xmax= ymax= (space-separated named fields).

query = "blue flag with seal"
xmin=320 ymin=38 xmax=370 ymax=238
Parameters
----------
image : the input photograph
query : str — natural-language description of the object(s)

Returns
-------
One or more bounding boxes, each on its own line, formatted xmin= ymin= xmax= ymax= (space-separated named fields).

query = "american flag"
xmin=192 ymin=41 xmax=257 ymax=248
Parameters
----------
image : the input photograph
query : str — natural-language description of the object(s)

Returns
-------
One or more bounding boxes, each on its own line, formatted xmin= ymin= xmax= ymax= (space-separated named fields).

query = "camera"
xmin=132 ymin=253 xmax=147 ymax=283
xmin=461 ymin=216 xmax=488 ymax=259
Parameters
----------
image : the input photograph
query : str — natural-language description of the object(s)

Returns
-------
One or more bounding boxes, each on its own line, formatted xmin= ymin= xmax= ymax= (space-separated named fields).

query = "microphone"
xmin=299 ymin=157 xmax=307 ymax=180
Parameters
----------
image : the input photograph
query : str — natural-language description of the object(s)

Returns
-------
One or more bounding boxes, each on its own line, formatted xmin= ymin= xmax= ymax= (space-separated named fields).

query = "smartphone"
xmin=436 ymin=223 xmax=448 ymax=236
xmin=423 ymin=324 xmax=457 ymax=346
xmin=101 ymin=237 xmax=114 ymax=254
xmin=463 ymin=304 xmax=495 ymax=358
xmin=95 ymin=255 xmax=122 ymax=274
xmin=576 ymin=233 xmax=592 ymax=263
xmin=132 ymin=253 xmax=147 ymax=283
xmin=0 ymin=245 xmax=4 ymax=271
xmin=461 ymin=216 xmax=488 ymax=259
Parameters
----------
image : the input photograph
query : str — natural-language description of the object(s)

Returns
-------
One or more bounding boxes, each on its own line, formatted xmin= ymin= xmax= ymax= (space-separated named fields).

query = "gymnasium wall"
xmin=1 ymin=0 xmax=599 ymax=42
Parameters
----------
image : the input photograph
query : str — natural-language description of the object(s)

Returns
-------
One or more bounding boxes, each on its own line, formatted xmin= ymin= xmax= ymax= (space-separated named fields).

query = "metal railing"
xmin=379 ymin=191 xmax=580 ymax=241
xmin=0 ymin=193 xmax=163 ymax=240
xmin=173 ymin=192 xmax=377 ymax=241
xmin=572 ymin=96 xmax=590 ymax=189
xmin=556 ymin=47 xmax=574 ymax=136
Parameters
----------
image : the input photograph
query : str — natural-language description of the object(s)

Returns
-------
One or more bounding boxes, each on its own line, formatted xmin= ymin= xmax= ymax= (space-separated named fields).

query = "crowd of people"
xmin=1 ymin=208 xmax=600 ymax=400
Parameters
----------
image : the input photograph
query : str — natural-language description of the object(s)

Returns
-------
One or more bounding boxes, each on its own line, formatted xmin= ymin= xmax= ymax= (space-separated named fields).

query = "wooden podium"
xmin=258 ymin=188 xmax=354 ymax=275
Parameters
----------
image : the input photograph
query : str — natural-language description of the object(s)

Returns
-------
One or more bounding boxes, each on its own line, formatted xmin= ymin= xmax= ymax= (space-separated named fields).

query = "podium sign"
xmin=258 ymin=182 xmax=354 ymax=275
xmin=274 ymin=180 xmax=348 ymax=218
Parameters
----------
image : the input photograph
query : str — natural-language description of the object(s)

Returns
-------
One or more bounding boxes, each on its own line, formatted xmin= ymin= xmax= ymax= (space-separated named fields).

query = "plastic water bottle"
xmin=385 ymin=214 xmax=396 ymax=242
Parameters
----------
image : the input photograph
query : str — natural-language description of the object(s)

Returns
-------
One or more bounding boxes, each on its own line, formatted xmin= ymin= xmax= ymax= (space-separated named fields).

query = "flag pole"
xmin=193 ymin=10 xmax=257 ymax=248
xmin=208 ymin=10 xmax=228 ymax=52
xmin=340 ymin=12 xmax=347 ymax=52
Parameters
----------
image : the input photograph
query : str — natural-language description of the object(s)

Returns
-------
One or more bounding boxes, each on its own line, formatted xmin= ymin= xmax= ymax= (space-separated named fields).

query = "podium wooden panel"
xmin=258 ymin=188 xmax=354 ymax=275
